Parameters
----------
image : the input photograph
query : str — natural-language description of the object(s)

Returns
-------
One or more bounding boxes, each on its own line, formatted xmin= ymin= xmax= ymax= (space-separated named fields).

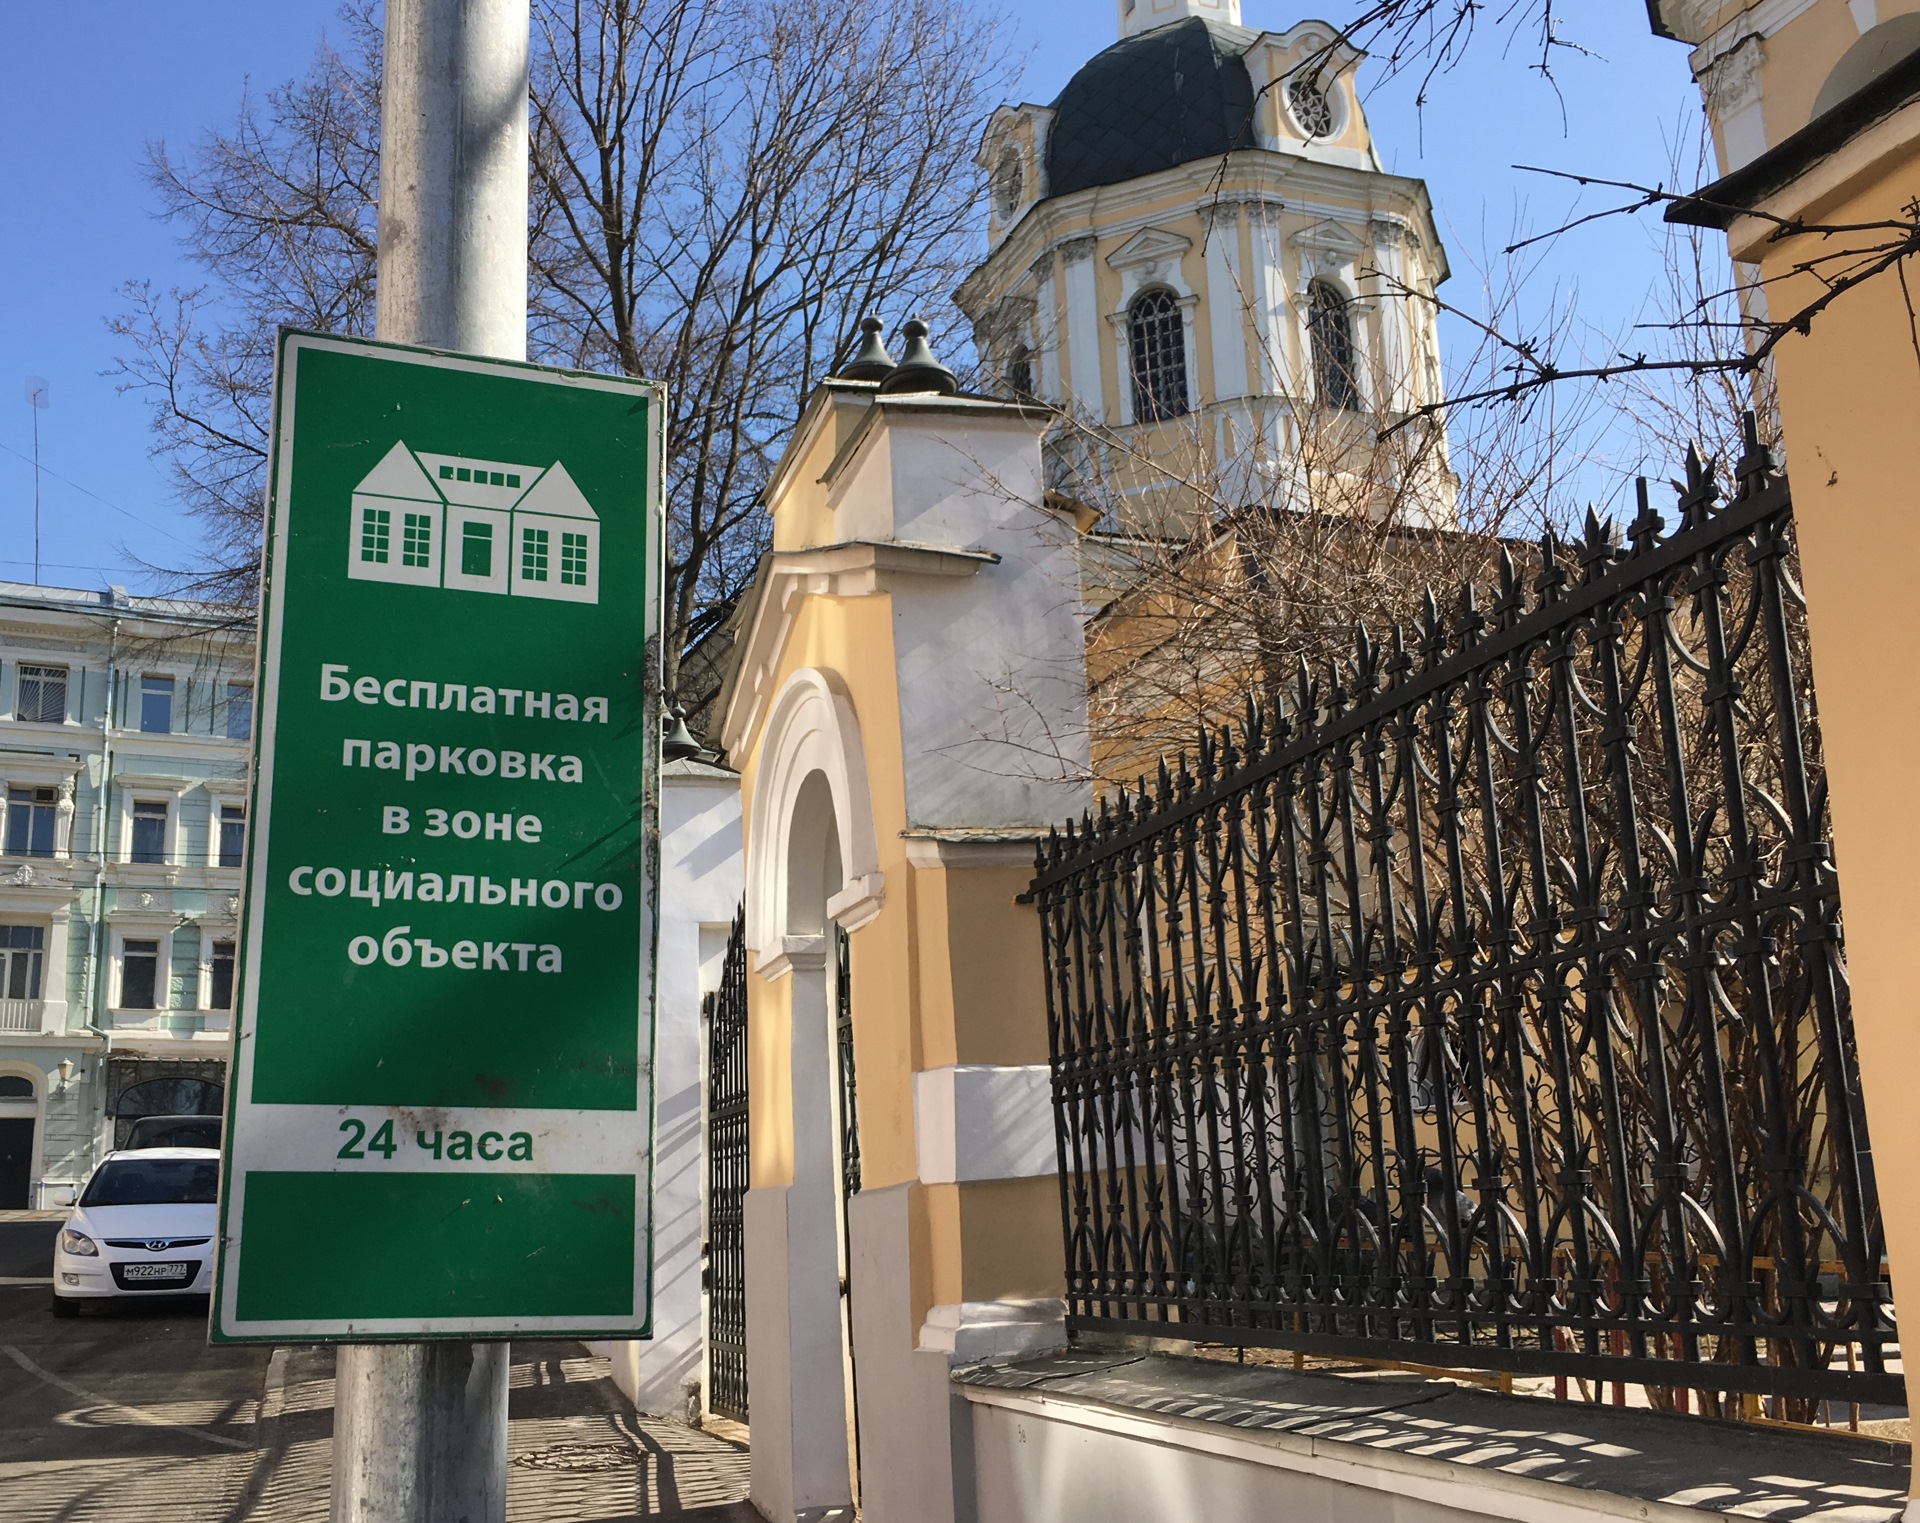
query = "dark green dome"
xmin=1047 ymin=18 xmax=1261 ymax=200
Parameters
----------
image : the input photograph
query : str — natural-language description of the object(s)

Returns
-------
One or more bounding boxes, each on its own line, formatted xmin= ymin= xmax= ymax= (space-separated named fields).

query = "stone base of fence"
xmin=954 ymin=1348 xmax=1910 ymax=1523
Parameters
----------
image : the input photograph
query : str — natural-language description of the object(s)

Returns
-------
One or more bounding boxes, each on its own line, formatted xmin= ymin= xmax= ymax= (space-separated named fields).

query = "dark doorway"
xmin=0 ymin=1117 xmax=34 ymax=1209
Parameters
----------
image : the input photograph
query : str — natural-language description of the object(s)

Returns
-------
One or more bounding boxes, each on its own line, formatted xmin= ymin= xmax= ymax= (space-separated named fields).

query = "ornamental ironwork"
xmin=703 ymin=906 xmax=749 ymax=1423
xmin=1029 ymin=424 xmax=1893 ymax=1408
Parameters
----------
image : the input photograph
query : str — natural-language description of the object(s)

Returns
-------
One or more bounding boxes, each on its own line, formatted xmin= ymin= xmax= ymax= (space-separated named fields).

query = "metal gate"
xmin=703 ymin=906 xmax=750 ymax=1423
xmin=833 ymin=920 xmax=864 ymax=1496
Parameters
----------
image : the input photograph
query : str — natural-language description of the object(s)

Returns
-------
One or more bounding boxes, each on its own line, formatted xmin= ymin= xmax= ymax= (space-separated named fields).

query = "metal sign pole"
xmin=331 ymin=3 xmax=529 ymax=1519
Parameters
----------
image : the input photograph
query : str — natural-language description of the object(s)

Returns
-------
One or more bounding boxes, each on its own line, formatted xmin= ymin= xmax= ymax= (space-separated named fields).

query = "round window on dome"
xmin=1287 ymin=77 xmax=1335 ymax=139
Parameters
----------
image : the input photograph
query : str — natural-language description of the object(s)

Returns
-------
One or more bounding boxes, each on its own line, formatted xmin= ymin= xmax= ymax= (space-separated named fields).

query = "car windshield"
xmin=80 ymin=1158 xmax=219 ymax=1207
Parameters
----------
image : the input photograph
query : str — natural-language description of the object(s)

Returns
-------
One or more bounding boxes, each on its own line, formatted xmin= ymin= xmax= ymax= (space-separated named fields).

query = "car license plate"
xmin=121 ymin=1262 xmax=191 ymax=1281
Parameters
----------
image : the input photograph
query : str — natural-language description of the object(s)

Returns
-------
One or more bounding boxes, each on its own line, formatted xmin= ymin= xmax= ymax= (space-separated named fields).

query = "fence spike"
xmin=1630 ymin=477 xmax=1663 ymax=554
xmin=1578 ymin=507 xmax=1619 ymax=581
xmin=1353 ymin=623 xmax=1380 ymax=692
xmin=1494 ymin=549 xmax=1524 ymax=625
xmin=1455 ymin=581 xmax=1485 ymax=648
xmin=1535 ymin=524 xmax=1570 ymax=604
xmin=1677 ymin=441 xmax=1721 ymax=529
xmin=1734 ymin=409 xmax=1775 ymax=498
xmin=1387 ymin=623 xmax=1414 ymax=685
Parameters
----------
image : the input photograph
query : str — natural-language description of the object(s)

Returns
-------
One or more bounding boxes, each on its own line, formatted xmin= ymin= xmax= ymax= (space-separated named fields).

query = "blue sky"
xmin=0 ymin=2 xmax=1702 ymax=595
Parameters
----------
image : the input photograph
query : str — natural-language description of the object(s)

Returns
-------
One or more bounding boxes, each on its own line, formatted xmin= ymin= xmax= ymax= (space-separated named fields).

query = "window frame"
xmin=138 ymin=674 xmax=175 ymax=735
xmin=224 ymin=682 xmax=254 ymax=741
xmin=0 ymin=924 xmax=46 ymax=1004
xmin=14 ymin=664 xmax=69 ymax=725
xmin=1127 ymin=288 xmax=1191 ymax=423
xmin=4 ymin=786 xmax=59 ymax=859
xmin=115 ymin=933 xmax=165 ymax=1012
xmin=205 ymin=936 xmax=237 ymax=1012
xmin=128 ymin=799 xmax=170 ymax=867
xmin=1307 ymin=279 xmax=1362 ymax=413
xmin=216 ymin=803 xmax=246 ymax=871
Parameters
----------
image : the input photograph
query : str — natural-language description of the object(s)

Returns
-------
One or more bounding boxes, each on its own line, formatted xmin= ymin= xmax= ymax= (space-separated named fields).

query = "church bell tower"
xmin=956 ymin=7 xmax=1456 ymax=530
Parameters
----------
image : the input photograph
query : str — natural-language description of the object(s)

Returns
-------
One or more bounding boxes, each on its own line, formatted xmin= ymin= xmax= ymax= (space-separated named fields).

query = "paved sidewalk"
xmin=1 ymin=1335 xmax=753 ymax=1521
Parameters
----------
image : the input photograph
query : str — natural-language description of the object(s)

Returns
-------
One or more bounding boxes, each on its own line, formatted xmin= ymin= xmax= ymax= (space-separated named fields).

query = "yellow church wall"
xmin=1722 ymin=113 xmax=1920 ymax=1426
xmin=733 ymin=558 xmax=1064 ymax=1298
xmin=739 ymin=590 xmax=912 ymax=1194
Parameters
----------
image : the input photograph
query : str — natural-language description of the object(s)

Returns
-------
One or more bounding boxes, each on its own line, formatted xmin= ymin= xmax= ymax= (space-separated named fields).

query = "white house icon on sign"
xmin=347 ymin=442 xmax=601 ymax=605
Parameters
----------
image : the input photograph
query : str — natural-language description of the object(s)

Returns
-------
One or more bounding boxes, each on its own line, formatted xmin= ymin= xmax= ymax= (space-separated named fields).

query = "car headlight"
xmin=59 ymin=1228 xmax=98 ymax=1257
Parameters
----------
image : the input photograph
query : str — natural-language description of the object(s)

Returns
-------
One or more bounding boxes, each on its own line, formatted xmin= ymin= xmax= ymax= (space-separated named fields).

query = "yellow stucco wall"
xmin=734 ymin=569 xmax=1069 ymax=1324
xmin=1727 ymin=115 xmax=1920 ymax=1430
xmin=739 ymin=592 xmax=910 ymax=1194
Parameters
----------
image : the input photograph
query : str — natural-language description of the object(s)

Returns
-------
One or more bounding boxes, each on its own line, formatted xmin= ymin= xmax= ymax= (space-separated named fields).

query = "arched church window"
xmin=992 ymin=151 xmax=1024 ymax=222
xmin=1288 ymin=77 xmax=1335 ymax=139
xmin=1308 ymin=281 xmax=1360 ymax=412
xmin=1006 ymin=344 xmax=1033 ymax=399
xmin=1128 ymin=290 xmax=1189 ymax=422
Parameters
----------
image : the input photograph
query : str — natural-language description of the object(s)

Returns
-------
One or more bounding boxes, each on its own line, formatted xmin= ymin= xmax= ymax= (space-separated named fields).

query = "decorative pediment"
xmin=1291 ymin=219 xmax=1366 ymax=291
xmin=1290 ymin=219 xmax=1364 ymax=256
xmin=1106 ymin=227 xmax=1194 ymax=272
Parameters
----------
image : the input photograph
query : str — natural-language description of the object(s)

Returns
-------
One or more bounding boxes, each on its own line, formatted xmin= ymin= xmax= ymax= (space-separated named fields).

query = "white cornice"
xmin=755 ymin=933 xmax=826 ymax=982
xmin=719 ymin=542 xmax=1001 ymax=760
xmin=1684 ymin=0 xmax=1817 ymax=66
xmin=114 ymin=773 xmax=197 ymax=796
xmin=958 ymin=151 xmax=1448 ymax=315
xmin=901 ymin=828 xmax=1051 ymax=870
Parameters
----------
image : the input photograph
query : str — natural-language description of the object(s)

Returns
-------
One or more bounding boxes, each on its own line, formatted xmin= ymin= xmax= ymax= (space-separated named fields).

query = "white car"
xmin=51 ymin=1148 xmax=220 ymax=1315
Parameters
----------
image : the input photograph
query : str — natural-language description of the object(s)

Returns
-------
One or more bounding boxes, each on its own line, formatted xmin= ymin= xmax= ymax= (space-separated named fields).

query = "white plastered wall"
xmin=591 ymin=764 xmax=743 ymax=1419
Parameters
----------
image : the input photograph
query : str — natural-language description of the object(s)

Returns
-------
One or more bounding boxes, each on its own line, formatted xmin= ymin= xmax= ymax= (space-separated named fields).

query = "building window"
xmin=1128 ymin=290 xmax=1189 ymax=422
xmin=121 ymin=939 xmax=160 ymax=1009
xmin=209 ymin=940 xmax=236 ymax=1011
xmin=1006 ymin=344 xmax=1033 ymax=399
xmin=140 ymin=675 xmax=174 ymax=734
xmin=131 ymin=800 xmax=169 ymax=866
xmin=15 ymin=664 xmax=67 ymax=724
xmin=560 ymin=532 xmax=590 ymax=587
xmin=1288 ymin=77 xmax=1335 ymax=139
xmin=401 ymin=513 xmax=434 ymax=569
xmin=219 ymin=805 xmax=246 ymax=869
xmin=5 ymin=787 xmax=57 ymax=858
xmin=462 ymin=521 xmax=495 ymax=577
xmin=361 ymin=508 xmax=392 ymax=564
xmin=225 ymin=683 xmax=253 ymax=741
xmin=0 ymin=926 xmax=44 ymax=1002
xmin=1308 ymin=281 xmax=1361 ymax=412
xmin=522 ymin=527 xmax=550 ymax=582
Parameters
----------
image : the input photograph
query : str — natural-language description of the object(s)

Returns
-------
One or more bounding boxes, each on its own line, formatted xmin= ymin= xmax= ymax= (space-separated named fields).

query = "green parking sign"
xmin=212 ymin=331 xmax=662 ymax=1341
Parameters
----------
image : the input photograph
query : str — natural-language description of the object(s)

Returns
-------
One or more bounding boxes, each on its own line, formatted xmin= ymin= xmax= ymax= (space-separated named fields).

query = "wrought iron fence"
xmin=704 ymin=906 xmax=750 ymax=1423
xmin=1029 ymin=427 xmax=1895 ymax=1407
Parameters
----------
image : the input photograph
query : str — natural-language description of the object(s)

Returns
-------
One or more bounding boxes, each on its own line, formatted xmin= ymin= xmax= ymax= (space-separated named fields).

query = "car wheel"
xmin=50 ymin=1294 xmax=79 ymax=1319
